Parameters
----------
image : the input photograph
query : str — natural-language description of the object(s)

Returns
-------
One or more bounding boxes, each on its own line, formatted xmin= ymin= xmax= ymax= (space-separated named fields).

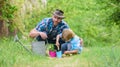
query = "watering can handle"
xmin=32 ymin=35 xmax=48 ymax=44
xmin=32 ymin=35 xmax=39 ymax=42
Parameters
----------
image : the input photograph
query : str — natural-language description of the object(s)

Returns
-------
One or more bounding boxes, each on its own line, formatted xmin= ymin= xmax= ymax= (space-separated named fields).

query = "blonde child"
xmin=56 ymin=29 xmax=83 ymax=55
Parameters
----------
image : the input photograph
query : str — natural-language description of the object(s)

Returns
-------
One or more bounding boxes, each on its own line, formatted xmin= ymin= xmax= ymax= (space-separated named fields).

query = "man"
xmin=29 ymin=9 xmax=69 ymax=50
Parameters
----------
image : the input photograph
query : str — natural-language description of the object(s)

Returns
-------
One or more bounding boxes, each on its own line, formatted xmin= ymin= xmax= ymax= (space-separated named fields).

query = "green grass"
xmin=0 ymin=38 xmax=120 ymax=67
xmin=0 ymin=0 xmax=120 ymax=67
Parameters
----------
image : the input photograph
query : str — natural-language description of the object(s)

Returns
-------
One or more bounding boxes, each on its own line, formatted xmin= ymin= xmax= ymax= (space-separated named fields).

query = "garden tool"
xmin=14 ymin=35 xmax=32 ymax=54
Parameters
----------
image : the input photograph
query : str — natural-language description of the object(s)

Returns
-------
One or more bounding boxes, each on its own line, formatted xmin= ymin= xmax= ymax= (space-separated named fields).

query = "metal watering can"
xmin=14 ymin=35 xmax=46 ymax=56
xmin=31 ymin=40 xmax=46 ymax=56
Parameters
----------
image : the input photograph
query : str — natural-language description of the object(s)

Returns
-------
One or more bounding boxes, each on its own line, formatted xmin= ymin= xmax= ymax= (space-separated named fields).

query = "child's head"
xmin=62 ymin=29 xmax=75 ymax=41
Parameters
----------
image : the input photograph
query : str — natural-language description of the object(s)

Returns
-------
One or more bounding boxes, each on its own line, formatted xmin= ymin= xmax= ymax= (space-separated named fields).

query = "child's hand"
xmin=56 ymin=35 xmax=60 ymax=46
xmin=80 ymin=38 xmax=83 ymax=46
xmin=64 ymin=51 xmax=70 ymax=54
xmin=55 ymin=41 xmax=60 ymax=46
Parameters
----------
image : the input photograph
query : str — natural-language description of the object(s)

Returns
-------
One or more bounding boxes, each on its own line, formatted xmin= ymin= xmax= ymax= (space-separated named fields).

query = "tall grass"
xmin=0 ymin=37 xmax=120 ymax=67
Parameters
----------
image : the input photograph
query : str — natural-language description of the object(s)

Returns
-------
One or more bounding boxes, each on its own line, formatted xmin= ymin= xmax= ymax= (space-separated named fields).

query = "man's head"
xmin=52 ymin=9 xmax=65 ymax=24
xmin=62 ymin=29 xmax=75 ymax=41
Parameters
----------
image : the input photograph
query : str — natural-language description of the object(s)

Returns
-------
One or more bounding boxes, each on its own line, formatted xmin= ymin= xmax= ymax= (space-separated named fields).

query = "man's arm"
xmin=29 ymin=28 xmax=40 ymax=38
xmin=29 ymin=28 xmax=48 ymax=39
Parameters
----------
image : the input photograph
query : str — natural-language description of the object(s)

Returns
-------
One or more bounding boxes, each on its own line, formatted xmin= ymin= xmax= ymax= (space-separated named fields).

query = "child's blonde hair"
xmin=62 ymin=29 xmax=75 ymax=41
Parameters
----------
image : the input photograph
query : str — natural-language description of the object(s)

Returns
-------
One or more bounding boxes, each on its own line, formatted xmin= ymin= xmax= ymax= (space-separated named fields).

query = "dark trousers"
xmin=61 ymin=42 xmax=71 ymax=54
xmin=36 ymin=35 xmax=65 ymax=51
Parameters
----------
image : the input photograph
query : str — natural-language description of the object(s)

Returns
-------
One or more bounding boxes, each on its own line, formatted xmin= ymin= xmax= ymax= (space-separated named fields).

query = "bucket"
xmin=56 ymin=51 xmax=62 ymax=58
xmin=49 ymin=50 xmax=56 ymax=57
xmin=32 ymin=41 xmax=46 ymax=56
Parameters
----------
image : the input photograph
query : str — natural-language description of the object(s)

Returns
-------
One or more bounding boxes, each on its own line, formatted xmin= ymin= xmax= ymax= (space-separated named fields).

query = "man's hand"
xmin=29 ymin=29 xmax=47 ymax=40
xmin=39 ymin=32 xmax=47 ymax=39
xmin=29 ymin=29 xmax=39 ymax=38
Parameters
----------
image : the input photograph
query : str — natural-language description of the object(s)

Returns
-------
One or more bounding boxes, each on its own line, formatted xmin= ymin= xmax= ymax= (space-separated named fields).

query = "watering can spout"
xmin=14 ymin=34 xmax=32 ymax=54
xmin=14 ymin=34 xmax=19 ymax=42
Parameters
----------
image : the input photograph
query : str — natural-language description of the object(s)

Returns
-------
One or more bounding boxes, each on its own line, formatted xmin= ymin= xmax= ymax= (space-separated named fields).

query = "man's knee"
xmin=36 ymin=35 xmax=46 ymax=41
xmin=39 ymin=32 xmax=48 ymax=39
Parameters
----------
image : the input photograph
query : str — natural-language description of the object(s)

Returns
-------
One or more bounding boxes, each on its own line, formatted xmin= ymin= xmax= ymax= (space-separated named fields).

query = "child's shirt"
xmin=69 ymin=35 xmax=82 ymax=53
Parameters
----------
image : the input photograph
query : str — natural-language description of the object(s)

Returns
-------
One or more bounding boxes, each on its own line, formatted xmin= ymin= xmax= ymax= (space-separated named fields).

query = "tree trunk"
xmin=0 ymin=20 xmax=9 ymax=37
xmin=0 ymin=0 xmax=17 ymax=37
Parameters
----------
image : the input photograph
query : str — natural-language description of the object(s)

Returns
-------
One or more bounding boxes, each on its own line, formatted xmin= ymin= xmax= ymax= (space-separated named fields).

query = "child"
xmin=56 ymin=29 xmax=83 ymax=55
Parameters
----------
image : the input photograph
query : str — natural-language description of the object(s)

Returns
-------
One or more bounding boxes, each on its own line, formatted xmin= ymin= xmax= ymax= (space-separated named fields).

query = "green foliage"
xmin=108 ymin=0 xmax=120 ymax=26
xmin=1 ymin=4 xmax=17 ymax=19
xmin=0 ymin=0 xmax=18 ymax=33
xmin=0 ymin=0 xmax=17 ymax=21
xmin=48 ymin=44 xmax=56 ymax=51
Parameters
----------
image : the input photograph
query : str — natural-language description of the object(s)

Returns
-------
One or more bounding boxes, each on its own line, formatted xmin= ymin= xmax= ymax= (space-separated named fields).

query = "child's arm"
xmin=80 ymin=37 xmax=83 ymax=46
xmin=55 ymin=34 xmax=61 ymax=47
xmin=64 ymin=50 xmax=78 ymax=54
